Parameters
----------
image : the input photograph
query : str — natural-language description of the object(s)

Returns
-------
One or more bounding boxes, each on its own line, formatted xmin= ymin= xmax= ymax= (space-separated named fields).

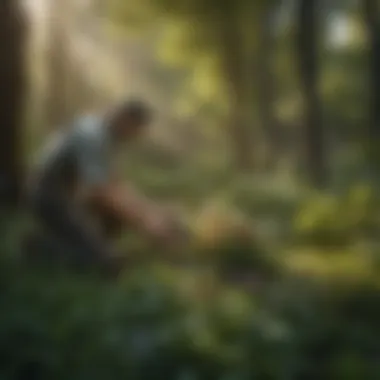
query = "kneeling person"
xmin=28 ymin=99 xmax=175 ymax=273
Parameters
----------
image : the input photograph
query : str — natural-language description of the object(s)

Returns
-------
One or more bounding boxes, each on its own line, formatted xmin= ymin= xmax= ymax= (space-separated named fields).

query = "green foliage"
xmin=293 ymin=184 xmax=380 ymax=247
xmin=231 ymin=177 xmax=301 ymax=221
xmin=1 ymin=252 xmax=380 ymax=379
xmin=3 ymin=176 xmax=380 ymax=379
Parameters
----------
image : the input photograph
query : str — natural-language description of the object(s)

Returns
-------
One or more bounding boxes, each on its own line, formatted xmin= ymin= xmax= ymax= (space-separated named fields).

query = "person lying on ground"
xmin=27 ymin=99 xmax=182 ymax=275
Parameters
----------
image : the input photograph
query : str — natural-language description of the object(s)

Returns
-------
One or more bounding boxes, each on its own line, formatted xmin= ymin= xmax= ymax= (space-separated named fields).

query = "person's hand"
xmin=144 ymin=208 xmax=188 ymax=247
xmin=143 ymin=211 xmax=174 ymax=243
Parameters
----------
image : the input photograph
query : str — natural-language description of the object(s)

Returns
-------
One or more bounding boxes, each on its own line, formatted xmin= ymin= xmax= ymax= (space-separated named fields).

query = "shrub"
xmin=2 ymin=193 xmax=380 ymax=379
xmin=188 ymin=198 xmax=276 ymax=280
xmin=292 ymin=184 xmax=380 ymax=247
xmin=1 ymin=255 xmax=380 ymax=379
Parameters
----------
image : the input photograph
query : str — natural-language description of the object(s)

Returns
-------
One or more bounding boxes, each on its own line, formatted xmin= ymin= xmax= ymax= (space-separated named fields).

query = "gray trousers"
xmin=28 ymin=187 xmax=120 ymax=271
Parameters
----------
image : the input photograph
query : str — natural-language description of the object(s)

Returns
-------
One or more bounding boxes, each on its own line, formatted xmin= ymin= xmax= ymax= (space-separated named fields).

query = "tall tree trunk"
xmin=218 ymin=4 xmax=252 ymax=170
xmin=0 ymin=0 xmax=27 ymax=207
xmin=296 ymin=0 xmax=327 ymax=187
xmin=45 ymin=0 xmax=70 ymax=128
xmin=256 ymin=3 xmax=279 ymax=171
xmin=363 ymin=0 xmax=380 ymax=173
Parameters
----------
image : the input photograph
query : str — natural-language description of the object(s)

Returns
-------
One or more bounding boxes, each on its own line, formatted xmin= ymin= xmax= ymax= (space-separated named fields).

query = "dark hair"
xmin=114 ymin=99 xmax=152 ymax=126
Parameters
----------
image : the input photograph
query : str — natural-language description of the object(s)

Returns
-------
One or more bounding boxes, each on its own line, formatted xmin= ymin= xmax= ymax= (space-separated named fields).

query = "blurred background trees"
xmin=102 ymin=0 xmax=377 ymax=182
xmin=21 ymin=0 xmax=379 ymax=185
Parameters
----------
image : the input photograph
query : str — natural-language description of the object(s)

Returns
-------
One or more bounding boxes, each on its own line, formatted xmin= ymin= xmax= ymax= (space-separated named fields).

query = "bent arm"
xmin=76 ymin=130 xmax=175 ymax=241
xmin=88 ymin=182 xmax=155 ymax=233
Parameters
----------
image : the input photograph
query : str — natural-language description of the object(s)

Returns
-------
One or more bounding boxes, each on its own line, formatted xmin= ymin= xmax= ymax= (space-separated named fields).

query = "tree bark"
xmin=217 ymin=4 xmax=252 ymax=170
xmin=256 ymin=3 xmax=279 ymax=171
xmin=0 ymin=0 xmax=27 ymax=207
xmin=296 ymin=0 xmax=327 ymax=187
xmin=363 ymin=0 xmax=380 ymax=172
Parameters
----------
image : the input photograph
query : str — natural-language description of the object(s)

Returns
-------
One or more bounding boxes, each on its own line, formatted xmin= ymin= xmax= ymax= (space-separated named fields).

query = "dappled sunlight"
xmin=281 ymin=247 xmax=376 ymax=287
